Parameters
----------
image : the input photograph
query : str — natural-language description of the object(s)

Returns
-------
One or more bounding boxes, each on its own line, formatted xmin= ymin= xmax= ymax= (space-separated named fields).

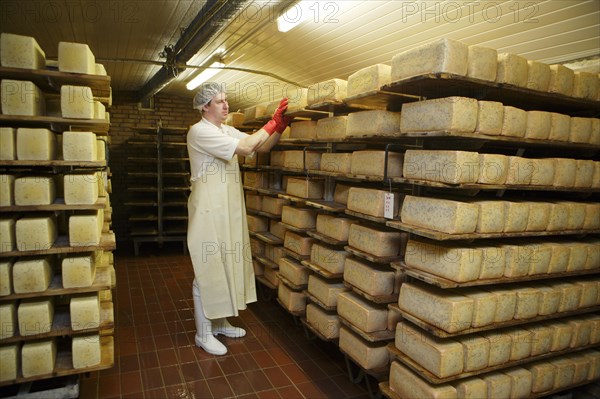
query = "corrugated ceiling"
xmin=1 ymin=0 xmax=598 ymax=111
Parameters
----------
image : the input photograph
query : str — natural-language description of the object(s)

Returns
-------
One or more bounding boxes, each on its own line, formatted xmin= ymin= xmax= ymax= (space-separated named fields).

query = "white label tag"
xmin=384 ymin=193 xmax=394 ymax=219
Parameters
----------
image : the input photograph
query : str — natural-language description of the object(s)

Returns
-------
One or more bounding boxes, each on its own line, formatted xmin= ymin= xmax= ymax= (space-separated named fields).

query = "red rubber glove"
xmin=262 ymin=98 xmax=290 ymax=135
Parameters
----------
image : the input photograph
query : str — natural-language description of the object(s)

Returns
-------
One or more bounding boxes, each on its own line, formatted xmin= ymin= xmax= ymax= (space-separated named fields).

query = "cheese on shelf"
xmin=21 ymin=339 xmax=57 ymax=378
xmin=528 ymin=324 xmax=553 ymax=356
xmin=479 ymin=245 xmax=505 ymax=279
xmin=553 ymin=158 xmax=577 ymax=187
xmin=243 ymin=104 xmax=266 ymax=121
xmin=548 ymin=64 xmax=574 ymax=96
xmin=506 ymin=156 xmax=534 ymax=185
xmin=389 ymin=360 xmax=458 ymax=399
xmin=310 ymin=243 xmax=349 ymax=274
xmin=279 ymin=257 xmax=310 ymax=286
xmin=525 ymin=111 xmax=552 ymax=140
xmin=514 ymin=287 xmax=540 ymax=319
xmin=285 ymin=177 xmax=324 ymax=199
xmin=18 ymin=298 xmax=54 ymax=336
xmin=348 ymin=223 xmax=405 ymax=258
xmin=401 ymin=96 xmax=478 ymax=133
xmin=306 ymin=303 xmax=340 ymax=339
xmin=12 ymin=256 xmax=53 ymax=293
xmin=453 ymin=377 xmax=487 ymax=399
xmin=16 ymin=215 xmax=57 ymax=251
xmin=530 ymin=158 xmax=556 ymax=186
xmin=0 ymin=344 xmax=19 ymax=382
xmin=501 ymin=105 xmax=527 ymax=137
xmin=269 ymin=220 xmax=286 ymax=240
xmin=320 ymin=152 xmax=352 ymax=174
xmin=503 ymin=202 xmax=530 ymax=232
xmin=575 ymin=159 xmax=595 ymax=188
xmin=316 ymin=116 xmax=348 ymax=140
xmin=62 ymin=131 xmax=98 ymax=161
xmin=526 ymin=60 xmax=551 ymax=92
xmin=549 ymin=112 xmax=571 ymax=141
xmin=343 ymin=257 xmax=396 ymax=296
xmin=287 ymin=88 xmax=308 ymax=113
xmin=403 ymin=150 xmax=480 ymax=184
xmin=476 ymin=101 xmax=504 ymax=136
xmin=289 ymin=120 xmax=317 ymax=140
xmin=400 ymin=195 xmax=478 ymax=234
xmin=72 ymin=333 xmax=102 ymax=369
xmin=247 ymin=214 xmax=268 ymax=232
xmin=347 ymin=64 xmax=391 ymax=97
xmin=347 ymin=187 xmax=402 ymax=218
xmin=569 ymin=117 xmax=592 ymax=143
xmin=61 ymin=85 xmax=95 ymax=119
xmin=484 ymin=331 xmax=512 ymax=366
xmin=14 ymin=176 xmax=55 ymax=206
xmin=307 ymin=274 xmax=347 ymax=308
xmin=277 ymin=283 xmax=306 ymax=312
xmin=459 ymin=334 xmax=490 ymax=372
xmin=281 ymin=206 xmax=317 ymax=229
xmin=261 ymin=196 xmax=288 ymax=216
xmin=316 ymin=215 xmax=356 ymax=242
xmin=496 ymin=53 xmax=528 ymax=87
xmin=264 ymin=244 xmax=285 ymax=263
xmin=391 ymin=37 xmax=468 ymax=81
xmin=459 ymin=289 xmax=497 ymax=328
xmin=524 ymin=202 xmax=550 ymax=231
xmin=62 ymin=253 xmax=98 ymax=288
xmin=346 ymin=110 xmax=402 ymax=138
xmin=339 ymin=327 xmax=389 ymax=370
xmin=546 ymin=203 xmax=569 ymax=231
xmin=351 ymin=150 xmax=404 ymax=177
xmin=70 ymin=293 xmax=100 ymax=330
xmin=58 ymin=41 xmax=96 ymax=74
xmin=283 ymin=231 xmax=314 ymax=256
xmin=95 ymin=63 xmax=107 ymax=76
xmin=337 ymin=291 xmax=389 ymax=332
xmin=0 ymin=128 xmax=16 ymax=160
xmin=333 ymin=183 xmax=351 ymax=205
xmin=0 ymin=174 xmax=15 ymax=206
xmin=16 ymin=128 xmax=57 ymax=161
xmin=307 ymin=78 xmax=347 ymax=105
xmin=0 ymin=302 xmax=16 ymax=339
xmin=1 ymin=79 xmax=45 ymax=116
xmin=0 ymin=218 xmax=16 ymax=253
xmin=573 ymin=71 xmax=599 ymax=100
xmin=0 ymin=33 xmax=45 ymax=69
xmin=0 ymin=259 xmax=13 ymax=296
xmin=244 ymin=193 xmax=262 ymax=211
xmin=69 ymin=210 xmax=103 ymax=246
xmin=467 ymin=45 xmax=497 ymax=81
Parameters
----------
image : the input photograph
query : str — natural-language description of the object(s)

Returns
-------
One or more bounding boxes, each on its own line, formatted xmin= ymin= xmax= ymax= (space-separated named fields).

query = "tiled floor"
xmin=80 ymin=244 xmax=374 ymax=399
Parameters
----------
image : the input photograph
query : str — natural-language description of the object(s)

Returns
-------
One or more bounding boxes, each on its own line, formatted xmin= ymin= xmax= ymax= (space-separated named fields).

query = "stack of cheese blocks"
xmin=0 ymin=33 xmax=115 ymax=386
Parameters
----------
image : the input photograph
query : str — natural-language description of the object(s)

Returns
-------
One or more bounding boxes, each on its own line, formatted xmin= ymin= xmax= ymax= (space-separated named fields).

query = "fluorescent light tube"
xmin=186 ymin=61 xmax=224 ymax=91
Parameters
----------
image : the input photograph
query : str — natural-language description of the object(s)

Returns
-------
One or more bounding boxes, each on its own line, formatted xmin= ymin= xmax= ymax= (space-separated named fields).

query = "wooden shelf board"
xmin=253 ymin=256 xmax=279 ymax=270
xmin=345 ymin=209 xmax=399 ymax=225
xmin=0 ymin=198 xmax=105 ymax=212
xmin=339 ymin=316 xmax=395 ymax=343
xmin=306 ymin=101 xmax=364 ymax=114
xmin=305 ymin=200 xmax=346 ymax=213
xmin=301 ymin=260 xmax=344 ymax=280
xmin=0 ymin=160 xmax=106 ymax=167
xmin=0 ymin=233 xmax=116 ymax=258
xmin=284 ymin=248 xmax=310 ymax=262
xmin=0 ymin=114 xmax=109 ymax=134
xmin=279 ymin=222 xmax=315 ymax=234
xmin=303 ymin=290 xmax=338 ymax=312
xmin=305 ymin=231 xmax=347 ymax=247
xmin=243 ymin=186 xmax=286 ymax=196
xmin=253 ymin=232 xmax=284 ymax=246
xmin=277 ymin=273 xmax=308 ymax=291
xmin=386 ymin=221 xmax=600 ymax=241
xmin=343 ymin=281 xmax=398 ymax=304
xmin=343 ymin=90 xmax=419 ymax=111
xmin=300 ymin=317 xmax=339 ymax=342
xmin=246 ymin=209 xmax=281 ymax=220
xmin=344 ymin=246 xmax=402 ymax=265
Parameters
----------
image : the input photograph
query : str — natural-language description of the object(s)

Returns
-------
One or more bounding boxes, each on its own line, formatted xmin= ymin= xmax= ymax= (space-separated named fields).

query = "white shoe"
xmin=212 ymin=318 xmax=246 ymax=338
xmin=194 ymin=333 xmax=227 ymax=355
xmin=192 ymin=279 xmax=228 ymax=355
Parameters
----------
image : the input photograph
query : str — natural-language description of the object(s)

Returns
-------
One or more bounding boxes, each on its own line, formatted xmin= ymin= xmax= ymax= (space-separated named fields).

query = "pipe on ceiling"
xmin=136 ymin=0 xmax=248 ymax=102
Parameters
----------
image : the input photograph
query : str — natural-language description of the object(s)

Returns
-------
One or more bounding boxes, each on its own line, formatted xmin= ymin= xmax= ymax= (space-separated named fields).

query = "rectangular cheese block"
xmin=391 ymin=38 xmax=468 ymax=81
xmin=549 ymin=112 xmax=570 ymax=141
xmin=245 ymin=193 xmax=262 ymax=211
xmin=504 ymin=367 xmax=533 ymax=399
xmin=21 ymin=339 xmax=56 ymax=378
xmin=306 ymin=304 xmax=340 ymax=339
xmin=263 ymin=266 xmax=279 ymax=287
xmin=530 ymin=158 xmax=556 ymax=186
xmin=16 ymin=215 xmax=57 ymax=251
xmin=476 ymin=101 xmax=504 ymax=135
xmin=483 ymin=331 xmax=512 ymax=367
xmin=553 ymin=282 xmax=582 ymax=312
xmin=72 ymin=333 xmax=101 ymax=369
xmin=346 ymin=110 xmax=401 ymax=138
xmin=568 ymin=318 xmax=592 ymax=348
xmin=320 ymin=153 xmax=352 ymax=174
xmin=548 ymin=64 xmax=574 ymax=96
xmin=501 ymin=106 xmax=527 ymax=137
xmin=469 ymin=200 xmax=505 ymax=233
xmin=526 ymin=60 xmax=551 ymax=91
xmin=264 ymin=244 xmax=285 ymax=263
xmin=0 ymin=344 xmax=19 ymax=382
xmin=546 ymin=243 xmax=569 ymax=274
xmin=316 ymin=215 xmax=356 ymax=242
xmin=0 ymin=259 xmax=13 ymax=296
xmin=343 ymin=257 xmax=396 ymax=296
xmin=62 ymin=131 xmax=97 ymax=161
xmin=69 ymin=210 xmax=103 ymax=246
xmin=496 ymin=53 xmax=528 ymax=87
xmin=279 ymin=257 xmax=310 ymax=286
xmin=575 ymin=160 xmax=595 ymax=188
xmin=507 ymin=327 xmax=533 ymax=361
xmin=0 ymin=218 xmax=15 ymax=253
xmin=283 ymin=231 xmax=314 ymax=256
xmin=553 ymin=158 xmax=577 ymax=187
xmin=247 ymin=214 xmax=268 ymax=232
xmin=506 ymin=156 xmax=534 ymax=185
xmin=347 ymin=64 xmax=391 ymax=97
xmin=395 ymin=321 xmax=464 ymax=378
xmin=269 ymin=151 xmax=284 ymax=167
xmin=316 ymin=116 xmax=348 ymax=140
xmin=243 ymin=104 xmax=266 ymax=121
xmin=281 ymin=206 xmax=317 ymax=229
xmin=401 ymin=96 xmax=478 ymax=133
xmin=389 ymin=360 xmax=458 ymax=399
xmin=61 ymin=85 xmax=94 ymax=119
xmin=503 ymin=202 xmax=530 ymax=232
xmin=528 ymin=324 xmax=553 ymax=356
xmin=482 ymin=287 xmax=516 ymax=323
xmin=550 ymin=358 xmax=575 ymax=389
xmin=569 ymin=117 xmax=592 ymax=143
xmin=477 ymin=154 xmax=509 ymax=184
xmin=566 ymin=353 xmax=591 ymax=384
xmin=545 ymin=321 xmax=573 ymax=352
xmin=404 ymin=239 xmax=482 ymax=283
xmin=546 ymin=203 xmax=569 ymax=231
xmin=1 ymin=79 xmax=45 ymax=116
xmin=0 ymin=128 xmax=16 ymax=160
xmin=70 ymin=293 xmax=100 ymax=330
xmin=58 ymin=41 xmax=95 ymax=74
xmin=583 ymin=204 xmax=600 ymax=230
xmin=286 ymin=177 xmax=324 ymax=199
xmin=514 ymin=287 xmax=540 ymax=319
xmin=287 ymin=88 xmax=308 ymax=113
xmin=524 ymin=243 xmax=552 ymax=275
xmin=261 ymin=196 xmax=287 ymax=216
xmin=1 ymin=33 xmax=45 ymax=69
xmin=573 ymin=71 xmax=599 ymax=100
xmin=525 ymin=111 xmax=552 ymax=140
xmin=337 ymin=291 xmax=388 ymax=333
xmin=527 ymin=361 xmax=556 ymax=393
xmin=403 ymin=150 xmax=480 ymax=183
xmin=503 ymin=244 xmax=532 ymax=277
xmin=459 ymin=288 xmax=497 ymax=328
xmin=458 ymin=334 xmax=490 ymax=372
xmin=252 ymin=260 xmax=264 ymax=276
xmin=559 ymin=201 xmax=586 ymax=230
xmin=13 ymin=256 xmax=53 ymax=293
xmin=524 ymin=202 xmax=550 ymax=231
xmin=351 ymin=150 xmax=403 ymax=177
xmin=401 ymin=195 xmax=478 ymax=234
xmin=479 ymin=246 xmax=506 ymax=279
xmin=225 ymin=111 xmax=245 ymax=128
xmin=590 ymin=119 xmax=600 ymax=145
xmin=347 ymin=187 xmax=401 ymax=218
xmin=289 ymin=120 xmax=317 ymax=140
xmin=307 ymin=79 xmax=347 ymax=105
xmin=333 ymin=183 xmax=350 ymax=205
xmin=250 ymin=237 xmax=264 ymax=257
xmin=63 ymin=173 xmax=99 ymax=205
xmin=95 ymin=63 xmax=106 ymax=76
xmin=0 ymin=174 xmax=14 ymax=206
xmin=16 ymin=128 xmax=57 ymax=161
xmin=0 ymin=302 xmax=16 ymax=339
xmin=277 ymin=283 xmax=306 ymax=312
xmin=339 ymin=327 xmax=389 ymax=370
xmin=575 ymin=281 xmax=599 ymax=308
xmin=399 ymin=281 xmax=473 ymax=333
xmin=348 ymin=223 xmax=405 ymax=258
xmin=310 ymin=243 xmax=348 ymax=274
xmin=307 ymin=274 xmax=347 ymax=307
xmin=62 ymin=253 xmax=98 ymax=288
xmin=467 ymin=45 xmax=497 ymax=81
xmin=96 ymin=138 xmax=106 ymax=160
xmin=269 ymin=220 xmax=286 ymax=240
xmin=93 ymin=101 xmax=105 ymax=120
xmin=18 ymin=298 xmax=54 ymax=336
xmin=453 ymin=377 xmax=487 ymax=399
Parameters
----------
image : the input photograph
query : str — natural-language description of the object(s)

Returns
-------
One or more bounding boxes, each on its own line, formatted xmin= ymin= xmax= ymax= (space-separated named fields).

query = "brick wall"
xmin=107 ymin=92 xmax=200 ymax=248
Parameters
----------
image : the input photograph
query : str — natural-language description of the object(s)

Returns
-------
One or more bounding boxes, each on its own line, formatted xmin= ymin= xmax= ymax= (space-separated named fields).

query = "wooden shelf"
xmin=303 ymin=290 xmax=338 ymax=312
xmin=0 ymin=197 xmax=107 ymax=212
xmin=339 ymin=316 xmax=395 ymax=343
xmin=344 ymin=246 xmax=402 ymax=265
xmin=305 ymin=231 xmax=347 ymax=247
xmin=382 ymin=73 xmax=600 ymax=116
xmin=386 ymin=221 xmax=600 ymax=241
xmin=255 ymin=275 xmax=278 ymax=290
xmin=253 ymin=232 xmax=283 ymax=246
xmin=301 ymin=260 xmax=344 ymax=280
xmin=345 ymin=209 xmax=399 ymax=225
xmin=0 ymin=335 xmax=114 ymax=388
xmin=279 ymin=222 xmax=315 ymax=234
xmin=278 ymin=273 xmax=307 ymax=291
xmin=0 ymin=160 xmax=106 ymax=168
xmin=0 ymin=114 xmax=110 ymax=134
xmin=343 ymin=90 xmax=419 ymax=111
xmin=0 ymin=267 xmax=111 ymax=301
xmin=253 ymin=256 xmax=279 ymax=270
xmin=343 ymin=281 xmax=399 ymax=304
xmin=0 ymin=232 xmax=116 ymax=258
xmin=284 ymin=248 xmax=310 ymax=262
xmin=304 ymin=199 xmax=346 ymax=213
xmin=300 ymin=317 xmax=339 ymax=342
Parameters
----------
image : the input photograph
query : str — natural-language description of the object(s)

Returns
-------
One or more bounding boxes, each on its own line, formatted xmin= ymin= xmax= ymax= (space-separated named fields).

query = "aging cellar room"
xmin=0 ymin=1 xmax=599 ymax=398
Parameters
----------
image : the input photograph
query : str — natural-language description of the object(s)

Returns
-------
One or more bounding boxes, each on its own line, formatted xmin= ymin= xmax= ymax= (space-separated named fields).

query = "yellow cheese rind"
xmin=347 ymin=64 xmax=391 ymax=97
xmin=243 ymin=104 xmax=266 ymax=121
xmin=401 ymin=96 xmax=478 ymax=133
xmin=526 ymin=60 xmax=551 ymax=92
xmin=348 ymin=223 xmax=404 ymax=258
xmin=476 ymin=101 xmax=504 ymax=136
xmin=285 ymin=177 xmax=324 ymax=199
xmin=478 ymin=154 xmax=509 ymax=184
xmin=343 ymin=257 xmax=395 ymax=296
xmin=72 ymin=333 xmax=102 ymax=369
xmin=501 ymin=106 xmax=527 ymax=137
xmin=569 ymin=117 xmax=592 ymax=143
xmin=333 ymin=183 xmax=351 ymax=205
xmin=525 ymin=111 xmax=552 ymax=140
xmin=70 ymin=293 xmax=100 ymax=330
xmin=307 ymin=79 xmax=347 ymax=105
xmin=12 ymin=256 xmax=53 ymax=293
xmin=530 ymin=158 xmax=556 ymax=186
xmin=68 ymin=210 xmax=103 ymax=246
xmin=0 ymin=302 xmax=17 ymax=339
xmin=316 ymin=116 xmax=347 ymax=140
xmin=391 ymin=38 xmax=468 ymax=81
xmin=1 ymin=80 xmax=45 ymax=116
xmin=21 ymin=339 xmax=57 ymax=378
xmin=14 ymin=176 xmax=56 ymax=206
xmin=467 ymin=45 xmax=497 ymax=81
xmin=289 ymin=120 xmax=317 ymax=139
xmin=337 ymin=291 xmax=388 ymax=333
xmin=0 ymin=33 xmax=45 ymax=69
xmin=61 ymin=85 xmax=95 ymax=119
xmin=16 ymin=128 xmax=56 ymax=161
xmin=346 ymin=110 xmax=402 ymax=138
xmin=310 ymin=243 xmax=348 ymax=274
xmin=389 ymin=360 xmax=458 ymax=399
xmin=575 ymin=160 xmax=595 ymax=188
xmin=469 ymin=200 xmax=505 ymax=233
xmin=277 ymin=283 xmax=306 ymax=312
xmin=347 ymin=187 xmax=401 ymax=218
xmin=0 ymin=344 xmax=19 ymax=382
xmin=496 ymin=53 xmax=528 ymax=87
xmin=316 ymin=215 xmax=356 ymax=242
xmin=16 ymin=215 xmax=57 ymax=251
xmin=351 ymin=150 xmax=403 ymax=177
xmin=0 ymin=259 xmax=13 ymax=296
xmin=261 ymin=196 xmax=288 ymax=216
xmin=283 ymin=231 xmax=314 ymax=256
xmin=400 ymin=195 xmax=478 ymax=234
xmin=18 ymin=298 xmax=54 ymax=336
xmin=0 ymin=218 xmax=16 ymax=253
xmin=58 ymin=41 xmax=95 ymax=74
xmin=505 ymin=156 xmax=534 ymax=185
xmin=320 ymin=153 xmax=352 ymax=174
xmin=459 ymin=335 xmax=490 ymax=372
xmin=549 ymin=112 xmax=570 ymax=141
xmin=307 ymin=274 xmax=347 ymax=307
xmin=64 ymin=173 xmax=99 ymax=205
xmin=503 ymin=202 xmax=529 ymax=232
xmin=553 ymin=158 xmax=577 ymax=187
xmin=62 ymin=131 xmax=98 ymax=161
xmin=281 ymin=206 xmax=317 ymax=229
xmin=0 ymin=128 xmax=16 ymax=160
xmin=62 ymin=254 xmax=98 ymax=288
xmin=339 ymin=327 xmax=389 ymax=370
xmin=548 ymin=64 xmax=574 ymax=96
xmin=403 ymin=150 xmax=480 ymax=184
xmin=573 ymin=71 xmax=599 ymax=100
xmin=278 ymin=257 xmax=310 ymax=286
xmin=306 ymin=304 xmax=340 ymax=339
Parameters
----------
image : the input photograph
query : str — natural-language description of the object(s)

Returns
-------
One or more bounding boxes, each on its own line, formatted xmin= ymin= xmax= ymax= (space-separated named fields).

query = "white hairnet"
xmin=193 ymin=82 xmax=225 ymax=110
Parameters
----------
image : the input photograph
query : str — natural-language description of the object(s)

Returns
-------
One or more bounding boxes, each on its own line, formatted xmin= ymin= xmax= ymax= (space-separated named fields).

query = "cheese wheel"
xmin=310 ymin=243 xmax=348 ymax=274
xmin=575 ymin=160 xmax=595 ymax=188
xmin=307 ymin=79 xmax=347 ymax=105
xmin=478 ymin=154 xmax=509 ymax=184
xmin=62 ymin=253 xmax=98 ymax=288
xmin=281 ymin=206 xmax=317 ymax=229
xmin=548 ymin=64 xmax=574 ymax=96
xmin=483 ymin=287 xmax=516 ymax=323
xmin=0 ymin=344 xmax=19 ymax=382
xmin=0 ymin=128 xmax=16 ymax=160
xmin=347 ymin=64 xmax=391 ymax=97
xmin=307 ymin=274 xmax=347 ymax=307
xmin=316 ymin=116 xmax=347 ymax=140
xmin=553 ymin=158 xmax=577 ymax=187
xmin=505 ymin=156 xmax=534 ymax=185
xmin=333 ymin=183 xmax=350 ymax=205
xmin=347 ymin=187 xmax=402 ymax=218
xmin=496 ymin=53 xmax=528 ymax=87
xmin=69 ymin=210 xmax=103 ymax=246
xmin=528 ymin=324 xmax=553 ymax=356
xmin=16 ymin=128 xmax=56 ymax=161
xmin=504 ymin=367 xmax=533 ymax=399
xmin=590 ymin=118 xmax=600 ymax=145
xmin=58 ymin=41 xmax=95 ymax=74
xmin=459 ymin=288 xmax=497 ymax=328
xmin=346 ymin=110 xmax=401 ymax=138
xmin=0 ymin=33 xmax=45 ymax=69
xmin=524 ymin=202 xmax=550 ymax=231
xmin=348 ymin=223 xmax=405 ymax=258
xmin=582 ymin=203 xmax=600 ymax=229
xmin=484 ymin=331 xmax=512 ymax=367
xmin=469 ymin=200 xmax=505 ymax=233
xmin=503 ymin=202 xmax=529 ymax=232
xmin=403 ymin=150 xmax=479 ymax=184
xmin=289 ymin=121 xmax=317 ymax=140
xmin=278 ymin=257 xmax=310 ymax=286
xmin=527 ymin=361 xmax=556 ymax=393
xmin=277 ymin=283 xmax=305 ymax=312
xmin=514 ymin=287 xmax=540 ymax=319
xmin=501 ymin=106 xmax=527 ymax=137
xmin=401 ymin=96 xmax=478 ymax=133
xmin=479 ymin=245 xmax=506 ymax=279
xmin=546 ymin=202 xmax=569 ymax=231
xmin=320 ymin=153 xmax=352 ymax=174
xmin=339 ymin=327 xmax=389 ymax=370
xmin=1 ymin=79 xmax=45 ymax=116
xmin=343 ymin=257 xmax=396 ymax=296
xmin=548 ymin=112 xmax=570 ymax=141
xmin=525 ymin=243 xmax=552 ymax=275
xmin=62 ymin=131 xmax=97 ymax=161
xmin=21 ymin=339 xmax=57 ymax=378
xmin=476 ymin=101 xmax=504 ymax=136
xmin=61 ymin=85 xmax=94 ymax=119
xmin=72 ymin=333 xmax=102 ymax=369
xmin=306 ymin=304 xmax=340 ymax=339
xmin=400 ymin=195 xmax=478 ymax=234
xmin=315 ymin=215 xmax=356 ymax=242
xmin=389 ymin=360 xmax=458 ymax=399
xmin=550 ymin=358 xmax=575 ymax=389
xmin=351 ymin=150 xmax=404 ymax=177
xmin=391 ymin=37 xmax=468 ymax=81
xmin=467 ymin=45 xmax=497 ymax=81
xmin=14 ymin=176 xmax=55 ymax=206
xmin=337 ymin=291 xmax=388 ymax=333
xmin=507 ymin=327 xmax=533 ymax=361
xmin=452 ymin=377 xmax=487 ymax=399
xmin=526 ymin=60 xmax=551 ymax=91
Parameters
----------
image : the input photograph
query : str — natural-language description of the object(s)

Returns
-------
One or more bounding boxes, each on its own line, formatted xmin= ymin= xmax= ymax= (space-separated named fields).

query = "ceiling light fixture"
xmin=186 ymin=60 xmax=225 ymax=90
xmin=277 ymin=1 xmax=311 ymax=33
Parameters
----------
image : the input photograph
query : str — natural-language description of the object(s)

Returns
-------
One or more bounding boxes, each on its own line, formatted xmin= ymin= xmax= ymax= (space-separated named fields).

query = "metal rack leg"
xmin=344 ymin=354 xmax=365 ymax=384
